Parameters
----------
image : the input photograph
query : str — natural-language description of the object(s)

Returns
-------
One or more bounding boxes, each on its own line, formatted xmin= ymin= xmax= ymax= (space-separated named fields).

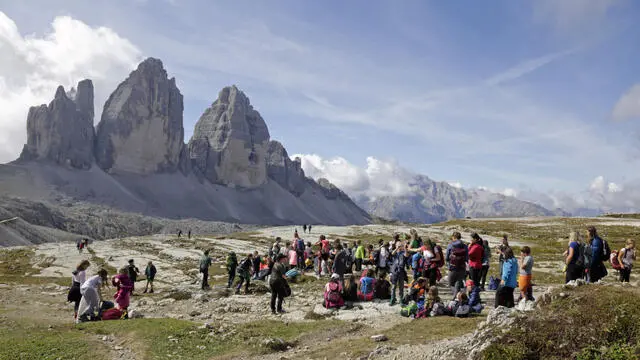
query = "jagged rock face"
xmin=95 ymin=58 xmax=184 ymax=174
xmin=189 ymin=86 xmax=270 ymax=188
xmin=266 ymin=141 xmax=306 ymax=196
xmin=19 ymin=81 xmax=95 ymax=169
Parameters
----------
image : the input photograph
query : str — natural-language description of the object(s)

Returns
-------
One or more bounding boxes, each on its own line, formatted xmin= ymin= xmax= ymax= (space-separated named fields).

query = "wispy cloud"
xmin=485 ymin=48 xmax=577 ymax=86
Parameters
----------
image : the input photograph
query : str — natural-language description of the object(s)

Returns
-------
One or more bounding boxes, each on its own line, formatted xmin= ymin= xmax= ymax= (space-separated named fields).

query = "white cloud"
xmin=293 ymin=154 xmax=414 ymax=199
xmin=0 ymin=12 xmax=141 ymax=163
xmin=447 ymin=181 xmax=463 ymax=189
xmin=612 ymin=84 xmax=640 ymax=121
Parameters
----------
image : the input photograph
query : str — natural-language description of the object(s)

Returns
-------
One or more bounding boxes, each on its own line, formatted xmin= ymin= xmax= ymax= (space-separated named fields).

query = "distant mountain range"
xmin=354 ymin=174 xmax=568 ymax=223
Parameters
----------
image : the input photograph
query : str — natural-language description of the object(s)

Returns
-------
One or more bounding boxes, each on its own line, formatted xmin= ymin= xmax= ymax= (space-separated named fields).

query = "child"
xmin=358 ymin=269 xmax=376 ymax=301
xmin=112 ymin=267 xmax=134 ymax=310
xmin=373 ymin=272 xmax=391 ymax=300
xmin=143 ymin=261 xmax=156 ymax=293
xmin=466 ymin=279 xmax=484 ymax=313
xmin=403 ymin=277 xmax=427 ymax=305
xmin=324 ymin=274 xmax=345 ymax=309
xmin=426 ymin=286 xmax=444 ymax=317
xmin=446 ymin=291 xmax=470 ymax=318
xmin=320 ymin=253 xmax=329 ymax=277
xmin=76 ymin=269 xmax=108 ymax=323
xmin=126 ymin=259 xmax=140 ymax=294
xmin=519 ymin=246 xmax=534 ymax=302
xmin=343 ymin=273 xmax=358 ymax=302
xmin=226 ymin=252 xmax=238 ymax=288
xmin=288 ymin=246 xmax=298 ymax=269
xmin=235 ymin=253 xmax=253 ymax=294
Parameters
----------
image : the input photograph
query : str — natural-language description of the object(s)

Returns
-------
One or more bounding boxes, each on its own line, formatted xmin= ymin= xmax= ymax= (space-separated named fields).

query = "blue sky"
xmin=1 ymin=0 xmax=640 ymax=205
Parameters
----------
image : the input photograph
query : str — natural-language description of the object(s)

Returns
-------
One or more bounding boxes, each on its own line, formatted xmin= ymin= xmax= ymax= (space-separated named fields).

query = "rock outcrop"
xmin=266 ymin=141 xmax=306 ymax=196
xmin=18 ymin=80 xmax=95 ymax=169
xmin=189 ymin=86 xmax=270 ymax=188
xmin=95 ymin=58 xmax=184 ymax=174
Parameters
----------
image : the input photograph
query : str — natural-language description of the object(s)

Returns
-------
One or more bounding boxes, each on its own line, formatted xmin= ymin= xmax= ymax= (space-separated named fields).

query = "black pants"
xmin=620 ymin=267 xmax=631 ymax=282
xmin=495 ymin=286 xmax=515 ymax=308
xmin=480 ymin=265 xmax=489 ymax=288
xmin=565 ymin=263 xmax=583 ymax=283
xmin=297 ymin=254 xmax=305 ymax=269
xmin=469 ymin=267 xmax=482 ymax=287
xmin=270 ymin=279 xmax=286 ymax=312
xmin=590 ymin=262 xmax=606 ymax=283
xmin=227 ymin=269 xmax=236 ymax=288
xmin=424 ymin=267 xmax=437 ymax=287
xmin=201 ymin=268 xmax=209 ymax=289
xmin=355 ymin=259 xmax=363 ymax=272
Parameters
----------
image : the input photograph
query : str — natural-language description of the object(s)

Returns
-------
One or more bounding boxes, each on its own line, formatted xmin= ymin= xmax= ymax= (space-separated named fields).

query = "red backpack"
xmin=610 ymin=250 xmax=623 ymax=270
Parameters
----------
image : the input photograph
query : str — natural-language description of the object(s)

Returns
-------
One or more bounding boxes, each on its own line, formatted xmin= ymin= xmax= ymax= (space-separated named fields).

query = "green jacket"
xmin=226 ymin=253 xmax=238 ymax=271
xmin=199 ymin=255 xmax=212 ymax=271
xmin=355 ymin=245 xmax=365 ymax=260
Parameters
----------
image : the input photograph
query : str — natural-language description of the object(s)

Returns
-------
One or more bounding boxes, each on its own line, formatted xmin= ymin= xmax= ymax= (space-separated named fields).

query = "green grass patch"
xmin=482 ymin=285 xmax=640 ymax=360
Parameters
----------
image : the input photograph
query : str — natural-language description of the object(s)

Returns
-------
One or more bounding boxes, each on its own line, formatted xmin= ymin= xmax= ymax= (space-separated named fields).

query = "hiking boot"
xmin=271 ymin=310 xmax=277 ymax=315
xmin=149 ymin=289 xmax=154 ymax=294
xmin=389 ymin=299 xmax=397 ymax=306
xmin=277 ymin=309 xmax=286 ymax=314
xmin=234 ymin=289 xmax=240 ymax=295
xmin=143 ymin=289 xmax=147 ymax=294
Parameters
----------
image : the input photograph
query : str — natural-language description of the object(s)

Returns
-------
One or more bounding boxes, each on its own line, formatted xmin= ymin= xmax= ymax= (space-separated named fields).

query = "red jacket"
xmin=468 ymin=243 xmax=484 ymax=270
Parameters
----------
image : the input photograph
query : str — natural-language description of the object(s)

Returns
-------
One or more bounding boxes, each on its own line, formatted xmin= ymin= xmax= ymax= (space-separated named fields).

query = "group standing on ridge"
xmin=66 ymin=224 xmax=636 ymax=324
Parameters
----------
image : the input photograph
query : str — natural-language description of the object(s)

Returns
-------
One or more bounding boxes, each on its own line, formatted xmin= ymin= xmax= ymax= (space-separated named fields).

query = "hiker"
xmin=495 ymin=247 xmax=518 ymax=308
xmin=177 ymin=230 xmax=182 ymax=238
xmin=226 ymin=251 xmax=238 ymax=288
xmin=288 ymin=244 xmax=298 ymax=269
xmin=425 ymin=239 xmax=444 ymax=287
xmin=480 ymin=239 xmax=491 ymax=291
xmin=332 ymin=244 xmax=348 ymax=286
xmin=235 ymin=253 xmax=254 ymax=294
xmin=618 ymin=239 xmax=636 ymax=283
xmin=112 ymin=267 xmax=133 ymax=310
xmin=308 ymin=224 xmax=312 ymax=233
xmin=303 ymin=224 xmax=307 ymax=233
xmin=389 ymin=244 xmax=409 ymax=306
xmin=496 ymin=235 xmax=510 ymax=278
xmin=468 ymin=233 xmax=484 ymax=288
xmin=374 ymin=272 xmax=391 ymax=299
xmin=411 ymin=249 xmax=423 ymax=281
xmin=188 ymin=230 xmax=191 ymax=239
xmin=143 ymin=261 xmax=156 ymax=294
xmin=76 ymin=269 xmax=108 ymax=323
xmin=320 ymin=253 xmax=330 ymax=277
xmin=403 ymin=277 xmax=427 ymax=305
xmin=365 ymin=244 xmax=375 ymax=266
xmin=587 ymin=226 xmax=607 ymax=283
xmin=565 ymin=231 xmax=584 ymax=283
xmin=294 ymin=228 xmax=299 ymax=239
xmin=200 ymin=250 xmax=212 ymax=290
xmin=519 ymin=246 xmax=534 ymax=302
xmin=77 ymin=238 xmax=89 ymax=253
xmin=252 ymin=251 xmax=261 ymax=279
xmin=324 ymin=273 xmax=345 ymax=309
xmin=294 ymin=234 xmax=306 ymax=270
xmin=466 ymin=280 xmax=483 ymax=313
xmin=269 ymin=254 xmax=289 ymax=314
xmin=126 ymin=259 xmax=140 ymax=294
xmin=68 ymin=260 xmax=91 ymax=319
xmin=446 ymin=231 xmax=469 ymax=300
xmin=315 ymin=235 xmax=331 ymax=256
xmin=354 ymin=240 xmax=365 ymax=272
xmin=376 ymin=239 xmax=390 ymax=275
xmin=358 ymin=269 xmax=376 ymax=301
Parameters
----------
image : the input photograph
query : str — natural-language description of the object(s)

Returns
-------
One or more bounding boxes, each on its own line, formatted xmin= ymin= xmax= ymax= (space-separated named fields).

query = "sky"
xmin=1 ymin=0 xmax=640 ymax=212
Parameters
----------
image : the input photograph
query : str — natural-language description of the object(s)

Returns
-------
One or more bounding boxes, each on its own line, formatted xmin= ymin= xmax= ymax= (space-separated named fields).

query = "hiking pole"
xmin=0 ymin=217 xmax=18 ymax=225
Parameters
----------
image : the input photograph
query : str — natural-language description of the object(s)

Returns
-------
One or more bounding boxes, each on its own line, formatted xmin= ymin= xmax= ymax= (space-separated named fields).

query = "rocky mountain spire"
xmin=94 ymin=57 xmax=185 ymax=174
xmin=18 ymin=80 xmax=95 ymax=169
xmin=188 ymin=85 xmax=270 ymax=188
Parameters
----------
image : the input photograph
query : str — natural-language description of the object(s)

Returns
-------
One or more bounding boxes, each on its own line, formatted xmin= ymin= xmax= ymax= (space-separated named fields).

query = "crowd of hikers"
xmin=67 ymin=225 xmax=636 ymax=322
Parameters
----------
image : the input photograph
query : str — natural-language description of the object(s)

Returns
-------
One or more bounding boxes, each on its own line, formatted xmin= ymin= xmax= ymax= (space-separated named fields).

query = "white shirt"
xmin=72 ymin=270 xmax=86 ymax=284
xmin=379 ymin=247 xmax=389 ymax=267
xmin=423 ymin=249 xmax=434 ymax=266
xmin=80 ymin=275 xmax=102 ymax=291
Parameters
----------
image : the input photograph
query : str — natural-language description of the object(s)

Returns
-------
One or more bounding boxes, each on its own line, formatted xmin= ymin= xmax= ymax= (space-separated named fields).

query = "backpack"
xmin=488 ymin=276 xmax=500 ymax=291
xmin=610 ymin=250 xmax=623 ymax=270
xmin=326 ymin=282 xmax=342 ymax=304
xmin=412 ymin=252 xmax=423 ymax=270
xmin=602 ymin=239 xmax=611 ymax=261
xmin=455 ymin=304 xmax=471 ymax=318
xmin=360 ymin=278 xmax=373 ymax=295
xmin=296 ymin=239 xmax=305 ymax=255
xmin=575 ymin=243 xmax=592 ymax=268
xmin=449 ymin=246 xmax=466 ymax=269
xmin=434 ymin=246 xmax=445 ymax=268
xmin=400 ymin=303 xmax=418 ymax=317
xmin=283 ymin=281 xmax=292 ymax=297
xmin=373 ymin=249 xmax=380 ymax=267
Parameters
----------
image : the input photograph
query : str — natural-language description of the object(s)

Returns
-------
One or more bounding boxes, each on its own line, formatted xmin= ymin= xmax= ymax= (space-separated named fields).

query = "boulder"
xmin=19 ymin=81 xmax=95 ymax=169
xmin=95 ymin=57 xmax=184 ymax=174
xmin=188 ymin=85 xmax=270 ymax=188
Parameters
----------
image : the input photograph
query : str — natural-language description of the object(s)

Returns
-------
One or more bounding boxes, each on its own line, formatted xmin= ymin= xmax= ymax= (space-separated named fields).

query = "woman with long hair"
xmin=67 ymin=260 xmax=90 ymax=319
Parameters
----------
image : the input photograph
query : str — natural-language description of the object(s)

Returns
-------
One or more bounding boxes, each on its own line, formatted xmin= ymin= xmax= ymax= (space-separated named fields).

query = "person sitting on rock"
xmin=373 ymin=271 xmax=391 ymax=300
xmin=112 ymin=267 xmax=134 ymax=311
xmin=402 ymin=277 xmax=427 ymax=305
xmin=324 ymin=273 xmax=345 ymax=309
xmin=357 ymin=269 xmax=376 ymax=301
xmin=235 ymin=253 xmax=253 ymax=294
xmin=226 ymin=252 xmax=238 ymax=288
xmin=143 ymin=261 xmax=156 ymax=294
xmin=466 ymin=279 xmax=483 ymax=313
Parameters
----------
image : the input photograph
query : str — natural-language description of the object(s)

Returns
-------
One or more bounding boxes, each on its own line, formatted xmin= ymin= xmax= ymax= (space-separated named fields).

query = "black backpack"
xmin=602 ymin=239 xmax=611 ymax=261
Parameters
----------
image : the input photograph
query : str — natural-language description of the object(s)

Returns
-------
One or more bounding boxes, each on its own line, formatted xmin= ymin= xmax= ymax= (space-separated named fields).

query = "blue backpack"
xmin=488 ymin=276 xmax=500 ymax=291
xmin=412 ymin=252 xmax=423 ymax=270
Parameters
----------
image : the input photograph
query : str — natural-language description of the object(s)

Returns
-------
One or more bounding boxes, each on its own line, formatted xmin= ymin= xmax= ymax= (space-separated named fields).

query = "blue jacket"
xmin=445 ymin=240 xmax=469 ymax=271
xmin=591 ymin=236 xmax=603 ymax=264
xmin=468 ymin=286 xmax=483 ymax=313
xmin=502 ymin=258 xmax=518 ymax=288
